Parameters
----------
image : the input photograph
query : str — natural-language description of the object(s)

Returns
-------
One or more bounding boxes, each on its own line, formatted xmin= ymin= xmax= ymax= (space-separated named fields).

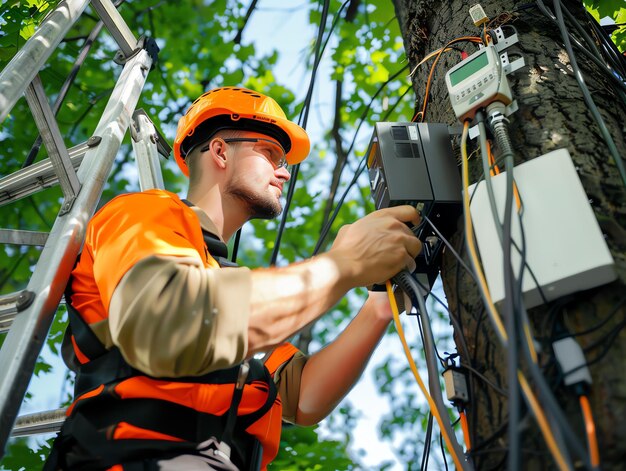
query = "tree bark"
xmin=392 ymin=0 xmax=626 ymax=469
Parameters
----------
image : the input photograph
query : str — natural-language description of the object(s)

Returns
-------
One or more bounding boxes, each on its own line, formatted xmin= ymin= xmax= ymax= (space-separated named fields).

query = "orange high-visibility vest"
xmin=48 ymin=190 xmax=300 ymax=471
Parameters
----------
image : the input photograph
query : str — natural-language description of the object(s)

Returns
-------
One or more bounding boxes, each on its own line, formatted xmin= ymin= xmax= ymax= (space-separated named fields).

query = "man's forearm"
xmin=247 ymin=252 xmax=354 ymax=355
xmin=293 ymin=295 xmax=391 ymax=425
xmin=246 ymin=205 xmax=421 ymax=355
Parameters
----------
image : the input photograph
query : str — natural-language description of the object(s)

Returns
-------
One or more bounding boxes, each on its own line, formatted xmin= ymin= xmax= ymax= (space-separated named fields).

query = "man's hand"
xmin=328 ymin=205 xmax=422 ymax=288
xmin=247 ymin=206 xmax=421 ymax=355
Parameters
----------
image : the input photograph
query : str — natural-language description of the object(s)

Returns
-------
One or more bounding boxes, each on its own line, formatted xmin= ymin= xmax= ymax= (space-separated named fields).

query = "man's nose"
xmin=276 ymin=166 xmax=291 ymax=182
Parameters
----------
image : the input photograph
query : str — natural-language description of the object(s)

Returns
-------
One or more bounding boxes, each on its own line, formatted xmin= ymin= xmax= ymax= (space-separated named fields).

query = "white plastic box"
xmin=468 ymin=148 xmax=616 ymax=309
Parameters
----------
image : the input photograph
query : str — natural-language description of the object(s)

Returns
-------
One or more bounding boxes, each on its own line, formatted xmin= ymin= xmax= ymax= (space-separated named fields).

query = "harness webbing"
xmin=51 ymin=206 xmax=286 ymax=470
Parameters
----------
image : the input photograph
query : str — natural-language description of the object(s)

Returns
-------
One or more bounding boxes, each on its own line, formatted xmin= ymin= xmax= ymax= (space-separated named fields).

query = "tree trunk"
xmin=392 ymin=0 xmax=626 ymax=469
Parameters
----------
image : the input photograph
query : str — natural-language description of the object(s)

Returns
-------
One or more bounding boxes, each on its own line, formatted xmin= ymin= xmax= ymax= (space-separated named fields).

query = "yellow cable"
xmin=518 ymin=373 xmax=569 ymax=471
xmin=461 ymin=120 xmax=508 ymax=343
xmin=385 ymin=281 xmax=466 ymax=471
xmin=463 ymin=121 xmax=569 ymax=467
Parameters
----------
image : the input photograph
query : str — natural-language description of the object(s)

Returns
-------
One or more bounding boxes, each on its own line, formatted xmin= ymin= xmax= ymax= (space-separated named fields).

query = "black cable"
xmin=569 ymin=295 xmax=626 ymax=338
xmin=495 ymin=114 xmax=520 ymax=471
xmin=270 ymin=0 xmax=331 ymax=265
xmin=392 ymin=270 xmax=469 ymax=470
xmin=582 ymin=316 xmax=626 ymax=354
xmin=231 ymin=228 xmax=241 ymax=263
xmin=440 ymin=431 xmax=449 ymax=471
xmin=421 ymin=214 xmax=476 ymax=283
xmin=311 ymin=75 xmax=410 ymax=255
xmin=420 ymin=413 xmax=434 ymax=471
xmin=534 ymin=0 xmax=626 ymax=96
xmin=317 ymin=0 xmax=351 ymax=62
xmin=415 ymin=307 xmax=446 ymax=365
xmin=415 ymin=273 xmax=507 ymax=396
xmin=516 ymin=302 xmax=590 ymax=468
xmin=559 ymin=318 xmax=626 ymax=380
xmin=551 ymin=0 xmax=626 ymax=188
xmin=585 ymin=11 xmax=626 ymax=80
xmin=313 ymin=154 xmax=367 ymax=255
xmin=413 ymin=276 xmax=472 ymax=363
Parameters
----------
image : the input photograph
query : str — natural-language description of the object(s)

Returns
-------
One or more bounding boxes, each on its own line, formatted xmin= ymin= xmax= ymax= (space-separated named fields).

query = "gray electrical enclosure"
xmin=366 ymin=122 xmax=462 ymax=285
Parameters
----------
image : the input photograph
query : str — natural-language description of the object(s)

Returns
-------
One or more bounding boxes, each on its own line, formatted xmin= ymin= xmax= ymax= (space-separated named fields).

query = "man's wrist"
xmin=318 ymin=250 xmax=358 ymax=292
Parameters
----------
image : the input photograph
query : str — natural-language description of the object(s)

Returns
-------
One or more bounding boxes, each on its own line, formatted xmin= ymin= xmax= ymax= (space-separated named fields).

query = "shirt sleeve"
xmin=86 ymin=191 xmax=252 ymax=377
xmin=273 ymin=351 xmax=308 ymax=423
xmin=109 ymin=255 xmax=251 ymax=377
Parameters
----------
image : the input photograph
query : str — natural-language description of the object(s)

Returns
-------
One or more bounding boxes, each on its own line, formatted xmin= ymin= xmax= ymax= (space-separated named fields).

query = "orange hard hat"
xmin=173 ymin=87 xmax=310 ymax=176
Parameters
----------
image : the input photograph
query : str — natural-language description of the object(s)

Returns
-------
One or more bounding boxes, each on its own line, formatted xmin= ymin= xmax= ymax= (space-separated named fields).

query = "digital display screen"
xmin=450 ymin=51 xmax=489 ymax=86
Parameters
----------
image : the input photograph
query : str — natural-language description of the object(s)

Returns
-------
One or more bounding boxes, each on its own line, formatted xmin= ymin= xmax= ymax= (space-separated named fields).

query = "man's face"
xmin=222 ymin=131 xmax=291 ymax=220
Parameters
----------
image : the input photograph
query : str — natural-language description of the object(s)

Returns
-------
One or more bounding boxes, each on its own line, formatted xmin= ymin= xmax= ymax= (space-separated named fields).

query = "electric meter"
xmin=445 ymin=44 xmax=512 ymax=121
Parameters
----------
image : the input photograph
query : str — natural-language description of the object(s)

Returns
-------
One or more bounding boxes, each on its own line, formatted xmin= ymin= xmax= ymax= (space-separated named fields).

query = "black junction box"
xmin=366 ymin=122 xmax=462 ymax=287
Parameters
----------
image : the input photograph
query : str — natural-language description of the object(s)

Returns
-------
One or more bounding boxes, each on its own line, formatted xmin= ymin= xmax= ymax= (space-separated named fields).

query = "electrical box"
xmin=366 ymin=122 xmax=462 ymax=286
xmin=445 ymin=44 xmax=512 ymax=121
xmin=468 ymin=148 xmax=616 ymax=309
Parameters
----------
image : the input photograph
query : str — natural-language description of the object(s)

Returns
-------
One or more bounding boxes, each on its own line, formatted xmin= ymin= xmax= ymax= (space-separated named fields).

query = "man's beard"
xmin=226 ymin=185 xmax=283 ymax=220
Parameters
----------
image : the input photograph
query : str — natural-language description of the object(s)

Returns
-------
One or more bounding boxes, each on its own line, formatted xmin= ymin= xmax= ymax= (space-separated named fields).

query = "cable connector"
xmin=469 ymin=4 xmax=489 ymax=27
xmin=552 ymin=336 xmax=592 ymax=393
xmin=443 ymin=357 xmax=469 ymax=406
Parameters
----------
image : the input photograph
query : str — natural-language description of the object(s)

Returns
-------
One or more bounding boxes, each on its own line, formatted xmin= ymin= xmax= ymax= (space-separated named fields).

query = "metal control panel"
xmin=366 ymin=122 xmax=462 ymax=287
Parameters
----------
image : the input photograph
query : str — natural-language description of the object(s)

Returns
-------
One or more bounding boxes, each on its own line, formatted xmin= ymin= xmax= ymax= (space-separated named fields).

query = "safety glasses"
xmin=200 ymin=137 xmax=288 ymax=169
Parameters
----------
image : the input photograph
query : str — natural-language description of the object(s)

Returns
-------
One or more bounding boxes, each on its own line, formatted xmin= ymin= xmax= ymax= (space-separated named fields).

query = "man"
xmin=47 ymin=86 xmax=421 ymax=470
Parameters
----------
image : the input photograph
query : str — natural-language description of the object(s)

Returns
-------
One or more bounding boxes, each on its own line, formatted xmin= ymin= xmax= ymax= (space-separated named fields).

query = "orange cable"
xmin=579 ymin=395 xmax=600 ymax=468
xmin=518 ymin=373 xmax=569 ymax=471
xmin=413 ymin=37 xmax=482 ymax=122
xmin=459 ymin=410 xmax=472 ymax=451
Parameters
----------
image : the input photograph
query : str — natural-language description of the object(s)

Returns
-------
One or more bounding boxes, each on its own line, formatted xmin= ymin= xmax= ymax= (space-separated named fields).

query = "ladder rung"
xmin=0 ymin=292 xmax=21 ymax=334
xmin=0 ymin=229 xmax=49 ymax=246
xmin=11 ymin=408 xmax=66 ymax=437
xmin=0 ymin=141 xmax=89 ymax=206
xmin=0 ymin=293 xmax=65 ymax=334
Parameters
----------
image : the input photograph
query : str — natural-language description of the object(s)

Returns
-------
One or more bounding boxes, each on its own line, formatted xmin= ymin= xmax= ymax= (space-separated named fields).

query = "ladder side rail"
xmin=0 ymin=0 xmax=90 ymax=122
xmin=0 ymin=142 xmax=89 ymax=207
xmin=0 ymin=50 xmax=153 ymax=455
xmin=91 ymin=0 xmax=137 ymax=58
xmin=25 ymin=76 xmax=81 ymax=215
xmin=131 ymin=111 xmax=165 ymax=191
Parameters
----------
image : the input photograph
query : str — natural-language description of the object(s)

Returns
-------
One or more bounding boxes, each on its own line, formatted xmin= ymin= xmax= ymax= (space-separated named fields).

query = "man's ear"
xmin=209 ymin=138 xmax=228 ymax=169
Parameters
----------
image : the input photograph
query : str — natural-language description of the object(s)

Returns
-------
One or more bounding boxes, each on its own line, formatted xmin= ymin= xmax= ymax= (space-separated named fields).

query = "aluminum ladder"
xmin=0 ymin=0 xmax=170 ymax=456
